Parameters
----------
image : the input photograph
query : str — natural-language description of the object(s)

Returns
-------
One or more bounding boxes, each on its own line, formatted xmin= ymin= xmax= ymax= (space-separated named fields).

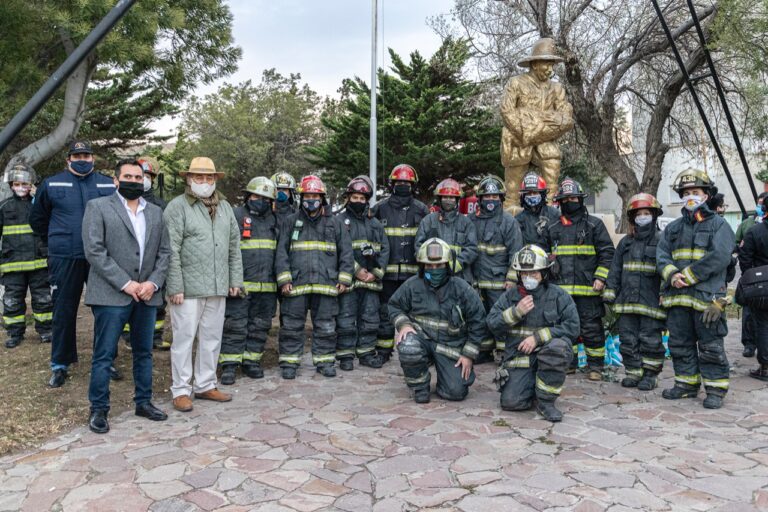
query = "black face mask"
xmin=118 ymin=181 xmax=144 ymax=200
xmin=561 ymin=201 xmax=582 ymax=216
xmin=347 ymin=201 xmax=367 ymax=215
xmin=441 ymin=198 xmax=458 ymax=212
xmin=393 ymin=183 xmax=412 ymax=197
xmin=248 ymin=198 xmax=271 ymax=215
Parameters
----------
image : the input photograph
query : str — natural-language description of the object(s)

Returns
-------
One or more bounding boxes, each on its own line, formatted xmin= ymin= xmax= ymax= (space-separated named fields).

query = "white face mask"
xmin=12 ymin=185 xmax=31 ymax=197
xmin=682 ymin=193 xmax=704 ymax=211
xmin=143 ymin=176 xmax=152 ymax=192
xmin=634 ymin=214 xmax=653 ymax=227
xmin=522 ymin=276 xmax=540 ymax=291
xmin=190 ymin=181 xmax=215 ymax=198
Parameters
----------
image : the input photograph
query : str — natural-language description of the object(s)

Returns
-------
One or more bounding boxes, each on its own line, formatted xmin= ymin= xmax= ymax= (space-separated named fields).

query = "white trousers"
xmin=169 ymin=296 xmax=226 ymax=398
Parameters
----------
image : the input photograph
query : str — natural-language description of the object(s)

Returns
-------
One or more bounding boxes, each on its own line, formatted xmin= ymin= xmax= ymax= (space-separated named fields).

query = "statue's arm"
xmin=500 ymin=80 xmax=523 ymax=139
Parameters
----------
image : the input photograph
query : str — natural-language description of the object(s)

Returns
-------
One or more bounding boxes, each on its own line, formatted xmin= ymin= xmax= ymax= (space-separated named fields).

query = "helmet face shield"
xmin=426 ymin=242 xmax=445 ymax=262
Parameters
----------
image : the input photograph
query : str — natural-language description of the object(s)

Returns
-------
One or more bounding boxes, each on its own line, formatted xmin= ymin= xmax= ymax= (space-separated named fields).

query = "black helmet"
xmin=672 ymin=168 xmax=715 ymax=197
xmin=554 ymin=178 xmax=587 ymax=202
xmin=475 ymin=175 xmax=506 ymax=198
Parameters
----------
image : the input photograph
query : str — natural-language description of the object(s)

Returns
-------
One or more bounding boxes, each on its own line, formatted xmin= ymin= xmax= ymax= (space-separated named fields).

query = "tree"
xmin=309 ymin=37 xmax=503 ymax=196
xmin=436 ymin=1 xmax=759 ymax=227
xmin=0 ymin=0 xmax=240 ymax=176
xmin=178 ymin=70 xmax=324 ymax=198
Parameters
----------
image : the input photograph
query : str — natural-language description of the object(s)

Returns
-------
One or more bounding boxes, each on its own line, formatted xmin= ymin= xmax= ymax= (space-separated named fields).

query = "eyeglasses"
xmin=190 ymin=174 xmax=216 ymax=184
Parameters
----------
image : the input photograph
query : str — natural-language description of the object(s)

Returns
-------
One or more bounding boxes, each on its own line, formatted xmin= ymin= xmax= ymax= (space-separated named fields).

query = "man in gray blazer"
xmin=82 ymin=159 xmax=171 ymax=433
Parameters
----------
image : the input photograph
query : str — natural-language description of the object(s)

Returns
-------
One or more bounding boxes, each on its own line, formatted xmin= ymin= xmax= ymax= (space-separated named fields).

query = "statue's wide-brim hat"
xmin=517 ymin=37 xmax=564 ymax=67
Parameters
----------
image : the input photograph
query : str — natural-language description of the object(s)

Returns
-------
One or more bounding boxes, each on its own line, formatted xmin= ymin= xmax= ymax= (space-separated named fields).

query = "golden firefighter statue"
xmin=501 ymin=38 xmax=574 ymax=208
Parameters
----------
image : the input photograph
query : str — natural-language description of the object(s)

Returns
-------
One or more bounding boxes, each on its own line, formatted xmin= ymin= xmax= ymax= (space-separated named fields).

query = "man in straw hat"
xmin=163 ymin=157 xmax=243 ymax=412
xmin=500 ymin=38 xmax=574 ymax=207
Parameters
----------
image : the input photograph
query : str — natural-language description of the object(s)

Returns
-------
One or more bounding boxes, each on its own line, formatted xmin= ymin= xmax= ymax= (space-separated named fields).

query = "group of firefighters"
xmin=1 ymin=157 xmax=756 ymax=422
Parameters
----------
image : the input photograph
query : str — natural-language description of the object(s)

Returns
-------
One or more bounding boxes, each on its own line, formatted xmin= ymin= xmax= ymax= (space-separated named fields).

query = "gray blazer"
xmin=82 ymin=193 xmax=171 ymax=307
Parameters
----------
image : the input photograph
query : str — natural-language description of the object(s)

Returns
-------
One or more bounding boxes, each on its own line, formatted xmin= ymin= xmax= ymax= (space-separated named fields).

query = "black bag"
xmin=736 ymin=265 xmax=768 ymax=310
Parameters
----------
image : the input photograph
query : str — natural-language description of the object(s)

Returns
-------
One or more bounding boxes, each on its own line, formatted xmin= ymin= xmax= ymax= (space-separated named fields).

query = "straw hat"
xmin=180 ymin=157 xmax=224 ymax=178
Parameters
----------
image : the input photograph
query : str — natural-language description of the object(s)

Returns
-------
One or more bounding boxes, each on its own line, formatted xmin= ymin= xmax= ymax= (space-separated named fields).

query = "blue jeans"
xmin=88 ymin=302 xmax=157 ymax=412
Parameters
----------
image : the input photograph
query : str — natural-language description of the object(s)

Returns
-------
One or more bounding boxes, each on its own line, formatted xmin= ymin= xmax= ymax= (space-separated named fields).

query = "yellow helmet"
xmin=244 ymin=177 xmax=277 ymax=200
xmin=511 ymin=244 xmax=552 ymax=271
xmin=416 ymin=237 xmax=455 ymax=266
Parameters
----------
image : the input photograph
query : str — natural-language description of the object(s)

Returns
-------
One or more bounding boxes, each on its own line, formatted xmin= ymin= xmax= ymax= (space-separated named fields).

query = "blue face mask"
xmin=756 ymin=205 xmax=764 ymax=217
xmin=69 ymin=160 xmax=94 ymax=176
xmin=277 ymin=190 xmax=289 ymax=202
xmin=524 ymin=194 xmax=542 ymax=207
xmin=302 ymin=199 xmax=321 ymax=213
xmin=424 ymin=267 xmax=449 ymax=288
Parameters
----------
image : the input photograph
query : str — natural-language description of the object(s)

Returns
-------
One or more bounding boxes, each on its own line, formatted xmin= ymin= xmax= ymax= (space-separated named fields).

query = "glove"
xmin=702 ymin=298 xmax=726 ymax=328
xmin=493 ymin=368 xmax=509 ymax=392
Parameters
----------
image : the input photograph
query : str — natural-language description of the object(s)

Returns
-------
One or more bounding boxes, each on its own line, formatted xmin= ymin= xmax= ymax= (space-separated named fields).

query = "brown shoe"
xmin=587 ymin=370 xmax=602 ymax=381
xmin=173 ymin=395 xmax=193 ymax=412
xmin=194 ymin=388 xmax=232 ymax=402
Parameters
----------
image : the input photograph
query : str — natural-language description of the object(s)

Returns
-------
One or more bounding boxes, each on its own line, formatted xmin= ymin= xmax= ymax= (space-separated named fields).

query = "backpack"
xmin=736 ymin=264 xmax=768 ymax=310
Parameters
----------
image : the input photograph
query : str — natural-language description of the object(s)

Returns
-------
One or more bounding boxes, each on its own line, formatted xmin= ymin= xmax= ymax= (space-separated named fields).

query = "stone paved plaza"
xmin=1 ymin=320 xmax=767 ymax=512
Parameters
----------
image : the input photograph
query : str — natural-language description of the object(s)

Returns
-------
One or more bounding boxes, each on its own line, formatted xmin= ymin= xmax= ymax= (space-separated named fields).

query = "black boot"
xmin=377 ymin=349 xmax=392 ymax=364
xmin=703 ymin=393 xmax=724 ymax=409
xmin=89 ymin=410 xmax=109 ymax=434
xmin=109 ymin=366 xmax=123 ymax=381
xmin=243 ymin=364 xmax=264 ymax=379
xmin=359 ymin=354 xmax=384 ymax=368
xmin=39 ymin=333 xmax=52 ymax=344
xmin=743 ymin=346 xmax=756 ymax=358
xmin=220 ymin=365 xmax=237 ymax=385
xmin=281 ymin=366 xmax=297 ymax=380
xmin=316 ymin=364 xmax=336 ymax=378
xmin=339 ymin=359 xmax=354 ymax=371
xmin=621 ymin=376 xmax=640 ymax=388
xmin=662 ymin=386 xmax=698 ymax=400
xmin=637 ymin=373 xmax=658 ymax=391
xmin=536 ymin=400 xmax=563 ymax=422
xmin=413 ymin=387 xmax=430 ymax=404
xmin=5 ymin=336 xmax=22 ymax=348
xmin=48 ymin=369 xmax=67 ymax=388
xmin=749 ymin=363 xmax=768 ymax=381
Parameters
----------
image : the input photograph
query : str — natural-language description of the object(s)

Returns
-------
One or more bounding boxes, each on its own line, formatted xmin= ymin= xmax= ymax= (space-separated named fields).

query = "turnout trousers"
xmin=337 ymin=288 xmax=379 ymax=361
xmin=616 ymin=313 xmax=665 ymax=380
xmin=2 ymin=269 xmax=52 ymax=339
xmin=573 ymin=295 xmax=605 ymax=369
xmin=499 ymin=338 xmax=572 ymax=410
xmin=377 ymin=280 xmax=404 ymax=356
xmin=742 ymin=305 xmax=756 ymax=351
xmin=397 ymin=333 xmax=476 ymax=401
xmin=278 ymin=293 xmax=338 ymax=368
xmin=219 ymin=292 xmax=277 ymax=368
xmin=667 ymin=306 xmax=729 ymax=396
xmin=479 ymin=287 xmax=504 ymax=356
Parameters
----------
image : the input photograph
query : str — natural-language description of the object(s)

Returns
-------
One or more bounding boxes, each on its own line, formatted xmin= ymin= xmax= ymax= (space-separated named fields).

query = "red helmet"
xmin=627 ymin=193 xmax=663 ymax=216
xmin=389 ymin=164 xmax=418 ymax=184
xmin=298 ymin=175 xmax=327 ymax=195
xmin=434 ymin=178 xmax=462 ymax=197
xmin=519 ymin=171 xmax=547 ymax=194
xmin=346 ymin=176 xmax=373 ymax=199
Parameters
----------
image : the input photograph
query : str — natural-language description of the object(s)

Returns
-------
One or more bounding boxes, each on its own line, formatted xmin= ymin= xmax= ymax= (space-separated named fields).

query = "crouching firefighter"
xmin=275 ymin=174 xmax=354 ymax=379
xmin=218 ymin=177 xmax=281 ymax=384
xmin=388 ymin=237 xmax=485 ymax=403
xmin=487 ymin=245 xmax=579 ymax=422
xmin=657 ymin=169 xmax=735 ymax=409
xmin=603 ymin=194 xmax=666 ymax=390
xmin=336 ymin=176 xmax=390 ymax=370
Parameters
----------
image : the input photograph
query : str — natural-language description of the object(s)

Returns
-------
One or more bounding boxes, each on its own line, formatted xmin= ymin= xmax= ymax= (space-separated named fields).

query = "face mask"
xmin=302 ymin=198 xmax=322 ymax=213
xmin=524 ymin=194 xmax=542 ymax=207
xmin=634 ymin=214 xmax=653 ymax=227
xmin=118 ymin=180 xmax=144 ymax=200
xmin=143 ymin=176 xmax=152 ymax=192
xmin=248 ymin=198 xmax=271 ymax=215
xmin=277 ymin=190 xmax=289 ymax=202
xmin=757 ymin=204 xmax=765 ymax=218
xmin=441 ymin=198 xmax=457 ymax=212
xmin=682 ymin=193 xmax=704 ymax=211
xmin=561 ymin=201 xmax=581 ymax=215
xmin=424 ymin=267 xmax=449 ymax=288
xmin=481 ymin=199 xmax=501 ymax=213
xmin=12 ymin=185 xmax=30 ymax=197
xmin=393 ymin=183 xmax=412 ymax=197
xmin=69 ymin=160 xmax=94 ymax=176
xmin=522 ymin=276 xmax=540 ymax=291
xmin=348 ymin=201 xmax=366 ymax=215
xmin=190 ymin=181 xmax=215 ymax=198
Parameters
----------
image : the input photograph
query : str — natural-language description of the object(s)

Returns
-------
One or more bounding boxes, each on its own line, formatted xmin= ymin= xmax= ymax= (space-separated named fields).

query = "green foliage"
xmin=178 ymin=70 xmax=323 ymax=199
xmin=0 ymin=0 xmax=240 ymax=175
xmin=559 ymin=131 xmax=608 ymax=195
xmin=756 ymin=164 xmax=768 ymax=184
xmin=308 ymin=37 xmax=503 ymax=196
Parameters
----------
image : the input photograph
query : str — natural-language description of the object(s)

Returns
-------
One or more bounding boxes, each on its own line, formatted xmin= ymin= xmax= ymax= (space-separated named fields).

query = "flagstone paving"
xmin=1 ymin=320 xmax=767 ymax=511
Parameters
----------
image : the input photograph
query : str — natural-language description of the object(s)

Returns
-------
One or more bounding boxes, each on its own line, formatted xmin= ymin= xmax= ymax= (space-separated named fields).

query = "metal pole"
xmin=685 ymin=0 xmax=758 ymax=205
xmin=649 ymin=0 xmax=747 ymax=217
xmin=0 ymin=0 xmax=138 ymax=155
xmin=369 ymin=0 xmax=378 ymax=203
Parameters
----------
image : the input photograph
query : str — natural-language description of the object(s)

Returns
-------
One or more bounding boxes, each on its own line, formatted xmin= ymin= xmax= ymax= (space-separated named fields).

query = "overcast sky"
xmin=155 ymin=0 xmax=454 ymax=135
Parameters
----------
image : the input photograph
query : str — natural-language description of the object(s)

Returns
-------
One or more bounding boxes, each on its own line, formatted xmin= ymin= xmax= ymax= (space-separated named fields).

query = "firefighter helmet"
xmin=627 ymin=193 xmax=662 ymax=216
xmin=4 ymin=163 xmax=35 ymax=184
xmin=511 ymin=244 xmax=552 ymax=271
xmin=475 ymin=175 xmax=506 ymax=197
xmin=672 ymin=168 xmax=714 ymax=196
xmin=138 ymin=156 xmax=160 ymax=176
xmin=434 ymin=178 xmax=462 ymax=197
xmin=244 ymin=177 xmax=277 ymax=200
xmin=346 ymin=176 xmax=373 ymax=199
xmin=519 ymin=171 xmax=547 ymax=194
xmin=297 ymin=174 xmax=327 ymax=195
xmin=554 ymin=177 xmax=587 ymax=201
xmin=388 ymin=164 xmax=418 ymax=184
xmin=416 ymin=237 xmax=455 ymax=265
xmin=271 ymin=171 xmax=297 ymax=190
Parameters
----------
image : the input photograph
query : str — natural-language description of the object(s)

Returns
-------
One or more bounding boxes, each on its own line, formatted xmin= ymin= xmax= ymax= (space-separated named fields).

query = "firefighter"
xmin=471 ymin=175 xmax=523 ymax=363
xmin=275 ymin=174 xmax=354 ymax=379
xmin=515 ymin=171 xmax=560 ymax=247
xmin=0 ymin=164 xmax=52 ymax=348
xmin=603 ymin=193 xmax=666 ymax=390
xmin=271 ymin=172 xmax=298 ymax=219
xmin=371 ymin=164 xmax=429 ymax=362
xmin=415 ymin=178 xmax=478 ymax=284
xmin=657 ymin=169 xmax=735 ymax=409
xmin=218 ymin=177 xmax=280 ymax=384
xmin=389 ymin=237 xmax=484 ymax=403
xmin=336 ymin=176 xmax=390 ymax=370
xmin=546 ymin=178 xmax=615 ymax=380
xmin=487 ymin=244 xmax=578 ymax=422
xmin=739 ymin=202 xmax=768 ymax=381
